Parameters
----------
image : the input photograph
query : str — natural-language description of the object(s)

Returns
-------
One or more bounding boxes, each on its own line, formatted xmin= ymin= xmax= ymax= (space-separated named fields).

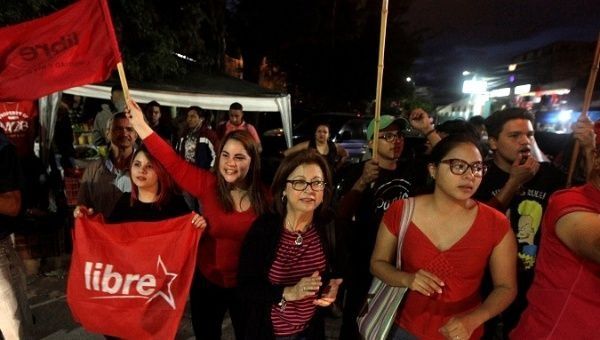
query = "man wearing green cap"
xmin=338 ymin=109 xmax=438 ymax=339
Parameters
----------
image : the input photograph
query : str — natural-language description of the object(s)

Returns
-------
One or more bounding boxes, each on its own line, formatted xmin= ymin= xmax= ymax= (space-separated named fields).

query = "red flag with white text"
xmin=0 ymin=0 xmax=121 ymax=101
xmin=67 ymin=214 xmax=202 ymax=339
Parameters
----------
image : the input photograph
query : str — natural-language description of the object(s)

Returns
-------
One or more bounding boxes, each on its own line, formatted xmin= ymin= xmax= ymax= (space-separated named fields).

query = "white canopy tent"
xmin=63 ymin=74 xmax=293 ymax=147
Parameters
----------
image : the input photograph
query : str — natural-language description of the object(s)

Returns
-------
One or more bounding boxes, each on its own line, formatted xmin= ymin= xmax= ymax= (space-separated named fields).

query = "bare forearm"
xmin=463 ymin=285 xmax=516 ymax=329
xmin=370 ymin=260 xmax=410 ymax=287
xmin=0 ymin=192 xmax=21 ymax=216
xmin=490 ymin=179 xmax=521 ymax=211
xmin=582 ymin=147 xmax=596 ymax=181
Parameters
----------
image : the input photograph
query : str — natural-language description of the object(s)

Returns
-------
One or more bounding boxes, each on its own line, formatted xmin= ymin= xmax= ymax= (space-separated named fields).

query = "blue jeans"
xmin=387 ymin=324 xmax=418 ymax=340
xmin=275 ymin=333 xmax=309 ymax=340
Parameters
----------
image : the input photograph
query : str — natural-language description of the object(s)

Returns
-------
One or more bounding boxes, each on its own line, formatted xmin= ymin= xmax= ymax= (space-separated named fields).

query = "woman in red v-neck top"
xmin=127 ymin=100 xmax=269 ymax=340
xmin=371 ymin=135 xmax=517 ymax=340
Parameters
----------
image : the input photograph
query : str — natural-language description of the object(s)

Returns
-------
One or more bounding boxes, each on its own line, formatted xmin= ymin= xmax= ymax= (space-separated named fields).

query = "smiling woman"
xmin=125 ymin=99 xmax=269 ymax=340
xmin=238 ymin=150 xmax=343 ymax=339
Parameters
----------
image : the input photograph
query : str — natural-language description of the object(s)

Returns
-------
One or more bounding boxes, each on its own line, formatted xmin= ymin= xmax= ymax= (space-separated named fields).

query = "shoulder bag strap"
xmin=395 ymin=197 xmax=415 ymax=269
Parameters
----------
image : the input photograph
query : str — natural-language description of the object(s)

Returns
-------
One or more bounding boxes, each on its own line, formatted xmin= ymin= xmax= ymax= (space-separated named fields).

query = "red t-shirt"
xmin=223 ymin=121 xmax=261 ymax=145
xmin=382 ymin=200 xmax=509 ymax=340
xmin=0 ymin=101 xmax=38 ymax=157
xmin=145 ymin=133 xmax=260 ymax=288
xmin=511 ymin=184 xmax=600 ymax=339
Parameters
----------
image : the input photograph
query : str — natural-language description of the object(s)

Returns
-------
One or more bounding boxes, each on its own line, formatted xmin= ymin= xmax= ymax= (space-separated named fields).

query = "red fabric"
xmin=511 ymin=184 xmax=600 ymax=339
xmin=0 ymin=101 xmax=38 ymax=157
xmin=383 ymin=200 xmax=509 ymax=340
xmin=224 ymin=121 xmax=261 ymax=144
xmin=268 ymin=228 xmax=326 ymax=336
xmin=0 ymin=0 xmax=121 ymax=101
xmin=67 ymin=213 xmax=202 ymax=339
xmin=144 ymin=132 xmax=262 ymax=287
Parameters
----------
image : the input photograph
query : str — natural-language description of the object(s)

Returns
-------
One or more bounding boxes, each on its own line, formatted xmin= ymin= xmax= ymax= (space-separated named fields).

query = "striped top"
xmin=268 ymin=227 xmax=326 ymax=336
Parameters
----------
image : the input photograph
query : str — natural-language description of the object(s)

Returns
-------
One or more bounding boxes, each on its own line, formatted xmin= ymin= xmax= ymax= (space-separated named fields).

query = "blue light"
xmin=558 ymin=110 xmax=572 ymax=122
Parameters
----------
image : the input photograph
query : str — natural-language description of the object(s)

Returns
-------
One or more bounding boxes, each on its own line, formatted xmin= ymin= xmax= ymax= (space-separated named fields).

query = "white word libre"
xmin=84 ymin=255 xmax=178 ymax=309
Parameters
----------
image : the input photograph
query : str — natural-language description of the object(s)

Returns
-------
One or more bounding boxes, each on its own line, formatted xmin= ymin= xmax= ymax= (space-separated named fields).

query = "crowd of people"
xmin=0 ymin=91 xmax=599 ymax=340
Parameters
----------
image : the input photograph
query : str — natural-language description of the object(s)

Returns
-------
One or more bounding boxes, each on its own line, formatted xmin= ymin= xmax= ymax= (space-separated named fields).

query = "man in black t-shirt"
xmin=474 ymin=108 xmax=596 ymax=336
xmin=0 ymin=129 xmax=32 ymax=338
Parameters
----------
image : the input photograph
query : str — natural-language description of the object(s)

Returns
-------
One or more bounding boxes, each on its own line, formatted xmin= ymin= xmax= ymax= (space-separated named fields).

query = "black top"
xmin=106 ymin=193 xmax=190 ymax=223
xmin=475 ymin=161 xmax=564 ymax=275
xmin=0 ymin=137 xmax=23 ymax=240
xmin=308 ymin=139 xmax=338 ymax=172
xmin=237 ymin=212 xmax=336 ymax=340
xmin=336 ymin=160 xmax=426 ymax=276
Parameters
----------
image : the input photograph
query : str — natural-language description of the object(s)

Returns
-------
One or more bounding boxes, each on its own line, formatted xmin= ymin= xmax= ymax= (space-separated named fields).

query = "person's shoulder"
xmin=548 ymin=184 xmax=592 ymax=208
xmin=477 ymin=201 xmax=509 ymax=221
xmin=83 ymin=158 xmax=106 ymax=173
xmin=247 ymin=211 xmax=281 ymax=237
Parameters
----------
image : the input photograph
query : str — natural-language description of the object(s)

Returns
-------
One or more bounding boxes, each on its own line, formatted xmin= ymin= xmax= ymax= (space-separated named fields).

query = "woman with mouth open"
xmin=125 ymin=99 xmax=269 ymax=340
xmin=370 ymin=135 xmax=517 ymax=340
xmin=237 ymin=149 xmax=343 ymax=339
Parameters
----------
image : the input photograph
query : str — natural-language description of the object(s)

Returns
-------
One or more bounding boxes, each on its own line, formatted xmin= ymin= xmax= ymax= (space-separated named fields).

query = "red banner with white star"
xmin=67 ymin=213 xmax=201 ymax=339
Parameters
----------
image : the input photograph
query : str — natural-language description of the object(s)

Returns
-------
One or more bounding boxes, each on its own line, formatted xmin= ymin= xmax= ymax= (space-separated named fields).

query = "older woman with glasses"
xmin=238 ymin=149 xmax=343 ymax=340
xmin=371 ymin=134 xmax=517 ymax=340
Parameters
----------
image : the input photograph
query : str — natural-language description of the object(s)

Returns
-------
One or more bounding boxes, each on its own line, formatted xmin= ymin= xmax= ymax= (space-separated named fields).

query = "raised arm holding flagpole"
xmin=566 ymin=33 xmax=600 ymax=187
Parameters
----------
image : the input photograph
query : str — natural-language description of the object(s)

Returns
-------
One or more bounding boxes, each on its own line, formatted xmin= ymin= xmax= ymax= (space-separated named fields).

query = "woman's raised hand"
xmin=405 ymin=269 xmax=445 ymax=297
xmin=125 ymin=98 xmax=153 ymax=139
xmin=190 ymin=213 xmax=207 ymax=229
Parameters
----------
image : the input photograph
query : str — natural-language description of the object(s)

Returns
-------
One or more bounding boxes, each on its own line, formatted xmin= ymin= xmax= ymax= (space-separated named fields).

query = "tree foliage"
xmin=228 ymin=0 xmax=422 ymax=111
xmin=0 ymin=0 xmax=226 ymax=81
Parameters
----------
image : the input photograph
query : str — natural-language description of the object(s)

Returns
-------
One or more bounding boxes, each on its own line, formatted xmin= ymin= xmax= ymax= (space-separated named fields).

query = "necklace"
xmin=294 ymin=232 xmax=303 ymax=246
xmin=285 ymin=220 xmax=312 ymax=246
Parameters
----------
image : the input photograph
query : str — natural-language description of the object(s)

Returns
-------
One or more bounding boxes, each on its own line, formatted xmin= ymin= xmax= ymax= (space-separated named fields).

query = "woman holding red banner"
xmin=73 ymin=144 xmax=206 ymax=338
xmin=74 ymin=145 xmax=206 ymax=227
xmin=126 ymin=99 xmax=269 ymax=340
xmin=237 ymin=149 xmax=343 ymax=339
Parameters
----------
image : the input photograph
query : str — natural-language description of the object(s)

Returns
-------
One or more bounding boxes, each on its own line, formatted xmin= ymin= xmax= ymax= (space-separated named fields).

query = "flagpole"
xmin=566 ymin=32 xmax=600 ymax=187
xmin=371 ymin=0 xmax=389 ymax=159
xmin=116 ymin=62 xmax=131 ymax=100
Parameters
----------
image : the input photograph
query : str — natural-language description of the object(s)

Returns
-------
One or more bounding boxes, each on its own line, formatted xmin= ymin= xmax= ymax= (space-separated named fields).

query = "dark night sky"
xmin=401 ymin=0 xmax=600 ymax=103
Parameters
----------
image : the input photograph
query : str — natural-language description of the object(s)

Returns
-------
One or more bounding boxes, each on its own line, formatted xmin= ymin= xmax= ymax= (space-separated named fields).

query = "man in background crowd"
xmin=474 ymin=108 xmax=596 ymax=336
xmin=92 ymin=85 xmax=125 ymax=146
xmin=78 ymin=112 xmax=138 ymax=217
xmin=217 ymin=102 xmax=261 ymax=152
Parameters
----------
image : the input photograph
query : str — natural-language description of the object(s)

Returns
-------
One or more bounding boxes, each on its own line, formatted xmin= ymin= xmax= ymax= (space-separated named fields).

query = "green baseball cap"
xmin=367 ymin=115 xmax=409 ymax=140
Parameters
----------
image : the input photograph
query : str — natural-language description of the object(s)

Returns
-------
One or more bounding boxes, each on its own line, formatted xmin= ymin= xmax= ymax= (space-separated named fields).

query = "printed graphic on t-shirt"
xmin=516 ymin=200 xmax=543 ymax=269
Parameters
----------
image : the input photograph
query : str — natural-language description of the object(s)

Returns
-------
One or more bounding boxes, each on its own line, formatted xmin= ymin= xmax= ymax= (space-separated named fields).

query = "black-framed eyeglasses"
xmin=286 ymin=180 xmax=327 ymax=191
xmin=439 ymin=159 xmax=487 ymax=177
xmin=378 ymin=132 xmax=403 ymax=143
